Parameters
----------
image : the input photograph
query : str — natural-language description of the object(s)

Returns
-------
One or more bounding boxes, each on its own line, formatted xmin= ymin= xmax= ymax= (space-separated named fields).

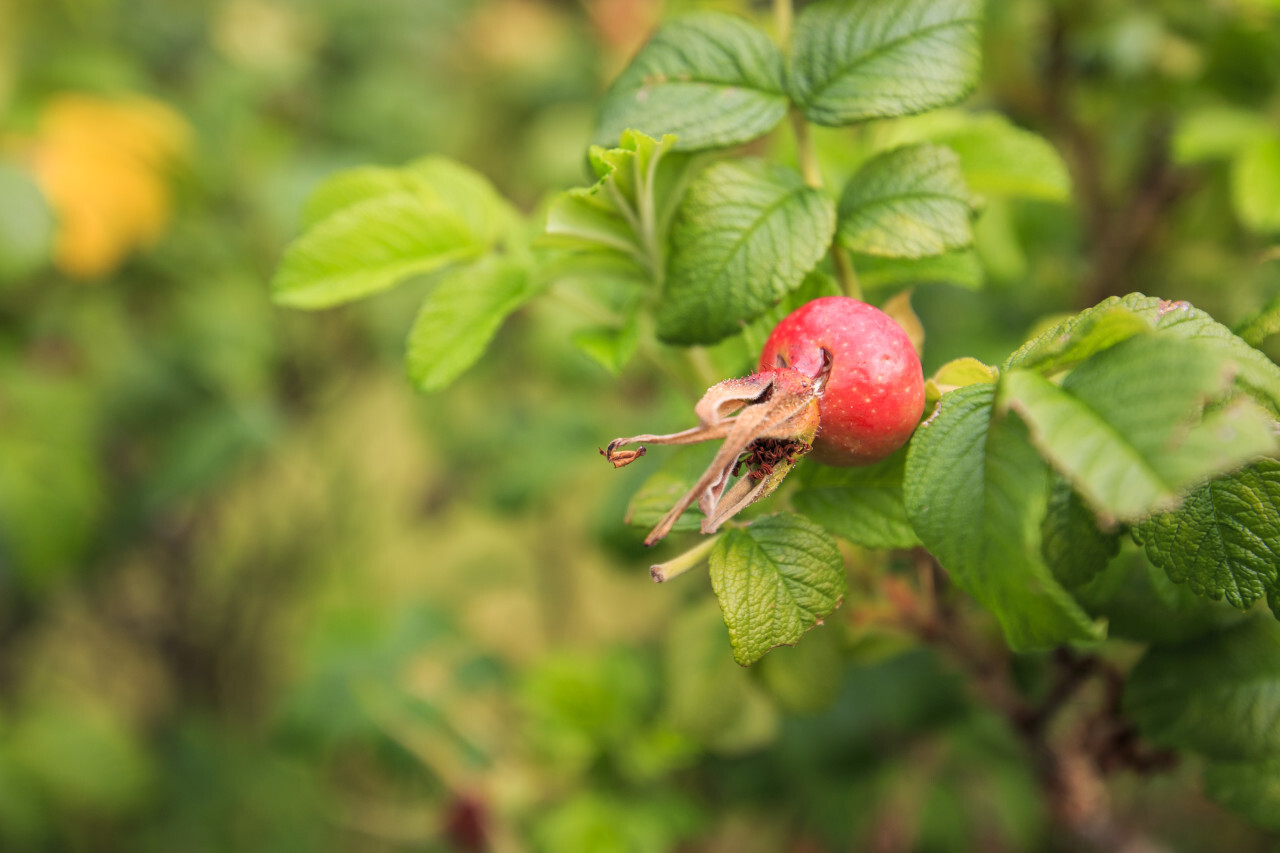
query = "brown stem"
xmin=895 ymin=550 xmax=1175 ymax=852
xmin=1026 ymin=9 xmax=1193 ymax=309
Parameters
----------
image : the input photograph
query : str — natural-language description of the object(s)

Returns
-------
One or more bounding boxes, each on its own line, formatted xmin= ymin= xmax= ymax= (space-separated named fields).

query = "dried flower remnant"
xmin=603 ymin=364 xmax=828 ymax=544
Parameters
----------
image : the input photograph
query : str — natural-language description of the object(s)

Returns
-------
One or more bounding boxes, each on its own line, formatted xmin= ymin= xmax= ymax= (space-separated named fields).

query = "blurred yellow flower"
xmin=21 ymin=93 xmax=190 ymax=279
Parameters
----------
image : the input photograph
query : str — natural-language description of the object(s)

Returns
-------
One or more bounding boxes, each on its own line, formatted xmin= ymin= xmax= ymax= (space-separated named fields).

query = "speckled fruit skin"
xmin=758 ymin=297 xmax=925 ymax=466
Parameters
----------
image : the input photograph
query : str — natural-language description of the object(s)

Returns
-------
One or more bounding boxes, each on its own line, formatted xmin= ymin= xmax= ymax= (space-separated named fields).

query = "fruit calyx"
xmin=602 ymin=359 xmax=829 ymax=545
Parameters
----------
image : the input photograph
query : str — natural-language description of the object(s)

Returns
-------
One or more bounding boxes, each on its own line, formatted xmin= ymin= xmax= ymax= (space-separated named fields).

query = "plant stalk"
xmin=650 ymin=535 xmax=719 ymax=583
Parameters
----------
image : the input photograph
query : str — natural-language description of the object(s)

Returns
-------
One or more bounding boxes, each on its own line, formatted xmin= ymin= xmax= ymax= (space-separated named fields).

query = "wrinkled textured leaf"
xmin=658 ymin=159 xmax=835 ymax=344
xmin=904 ymin=383 xmax=1102 ymax=650
xmin=596 ymin=13 xmax=788 ymax=151
xmin=838 ymin=143 xmax=973 ymax=259
xmin=1001 ymin=336 xmax=1278 ymax=522
xmin=792 ymin=447 xmax=920 ymax=549
xmin=1005 ymin=307 xmax=1151 ymax=376
xmin=710 ymin=513 xmax=845 ymax=666
xmin=1134 ymin=459 xmax=1280 ymax=612
xmin=405 ymin=258 xmax=534 ymax=392
xmin=1006 ymin=294 xmax=1280 ymax=415
xmin=1125 ymin=616 xmax=1280 ymax=761
xmin=789 ymin=0 xmax=982 ymax=127
xmin=1041 ymin=476 xmax=1120 ymax=589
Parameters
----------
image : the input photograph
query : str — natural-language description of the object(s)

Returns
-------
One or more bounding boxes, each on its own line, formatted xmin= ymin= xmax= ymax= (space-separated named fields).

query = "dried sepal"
xmin=604 ymin=368 xmax=822 ymax=545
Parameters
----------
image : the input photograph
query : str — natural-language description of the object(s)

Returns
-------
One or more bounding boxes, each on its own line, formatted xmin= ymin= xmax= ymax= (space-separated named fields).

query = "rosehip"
xmin=759 ymin=296 xmax=924 ymax=466
xmin=602 ymin=297 xmax=924 ymax=545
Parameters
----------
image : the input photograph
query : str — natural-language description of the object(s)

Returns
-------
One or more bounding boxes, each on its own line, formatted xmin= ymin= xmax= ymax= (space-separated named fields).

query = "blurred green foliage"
xmin=0 ymin=0 xmax=1278 ymax=850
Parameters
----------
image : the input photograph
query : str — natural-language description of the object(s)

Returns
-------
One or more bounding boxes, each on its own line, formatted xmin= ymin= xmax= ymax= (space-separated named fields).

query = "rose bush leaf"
xmin=596 ymin=12 xmax=788 ymax=152
xmin=904 ymin=383 xmax=1103 ymax=651
xmin=791 ymin=446 xmax=921 ymax=549
xmin=405 ymin=257 xmax=535 ymax=393
xmin=544 ymin=131 xmax=696 ymax=283
xmin=274 ymin=157 xmax=518 ymax=310
xmin=1000 ymin=335 xmax=1278 ymax=522
xmin=1124 ymin=616 xmax=1280 ymax=761
xmin=1204 ymin=758 xmax=1280 ymax=831
xmin=709 ymin=513 xmax=845 ymax=666
xmin=789 ymin=0 xmax=982 ymax=127
xmin=852 ymin=248 xmax=982 ymax=293
xmin=658 ymin=159 xmax=835 ymax=344
xmin=1134 ymin=459 xmax=1280 ymax=613
xmin=1006 ymin=294 xmax=1280 ymax=414
xmin=1041 ymin=476 xmax=1121 ymax=589
xmin=837 ymin=143 xmax=973 ymax=260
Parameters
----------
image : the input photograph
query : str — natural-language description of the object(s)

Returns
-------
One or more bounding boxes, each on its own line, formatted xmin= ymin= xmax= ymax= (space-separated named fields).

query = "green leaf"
xmin=1041 ymin=476 xmax=1120 ymax=589
xmin=301 ymin=166 xmax=412 ymax=230
xmin=625 ymin=447 xmax=713 ymax=535
xmin=757 ymin=622 xmax=844 ymax=713
xmin=933 ymin=114 xmax=1071 ymax=202
xmin=852 ymin=248 xmax=982 ymax=293
xmin=405 ymin=257 xmax=534 ymax=392
xmin=1234 ymin=290 xmax=1280 ymax=348
xmin=658 ymin=159 xmax=836 ymax=344
xmin=662 ymin=599 xmax=778 ymax=750
xmin=1074 ymin=547 xmax=1246 ymax=645
xmin=1173 ymin=106 xmax=1274 ymax=165
xmin=1000 ymin=335 xmax=1278 ymax=522
xmin=837 ymin=143 xmax=973 ymax=259
xmin=1005 ymin=306 xmax=1152 ymax=376
xmin=1231 ymin=136 xmax=1280 ymax=233
xmin=1204 ymin=757 xmax=1280 ymax=830
xmin=904 ymin=383 xmax=1103 ymax=650
xmin=791 ymin=446 xmax=921 ymax=549
xmin=709 ymin=513 xmax=846 ymax=666
xmin=544 ymin=131 xmax=695 ymax=282
xmin=1125 ymin=616 xmax=1280 ymax=761
xmin=1007 ymin=294 xmax=1280 ymax=414
xmin=571 ymin=317 xmax=640 ymax=376
xmin=277 ymin=157 xmax=519 ymax=309
xmin=789 ymin=0 xmax=982 ymax=127
xmin=1134 ymin=459 xmax=1280 ymax=612
xmin=273 ymin=194 xmax=478 ymax=309
xmin=596 ymin=12 xmax=788 ymax=152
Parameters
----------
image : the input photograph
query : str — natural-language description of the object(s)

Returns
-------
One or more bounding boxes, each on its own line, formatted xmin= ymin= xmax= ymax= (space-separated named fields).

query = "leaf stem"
xmin=832 ymin=245 xmax=862 ymax=300
xmin=774 ymin=0 xmax=793 ymax=50
xmin=788 ymin=106 xmax=822 ymax=190
xmin=787 ymin=107 xmax=863 ymax=300
xmin=650 ymin=534 xmax=719 ymax=583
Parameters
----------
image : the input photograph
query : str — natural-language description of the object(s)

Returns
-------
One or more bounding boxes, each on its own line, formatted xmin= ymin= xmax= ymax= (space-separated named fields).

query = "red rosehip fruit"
xmin=601 ymin=297 xmax=924 ymax=547
xmin=759 ymin=297 xmax=924 ymax=466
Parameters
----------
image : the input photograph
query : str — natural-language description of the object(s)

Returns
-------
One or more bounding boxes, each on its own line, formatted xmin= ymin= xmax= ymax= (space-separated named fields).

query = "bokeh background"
xmin=1 ymin=0 xmax=1278 ymax=850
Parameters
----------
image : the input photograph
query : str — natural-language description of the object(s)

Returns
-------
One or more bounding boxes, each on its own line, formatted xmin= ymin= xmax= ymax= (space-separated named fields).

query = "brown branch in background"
xmin=1034 ymin=8 xmax=1195 ymax=310
xmin=894 ymin=550 xmax=1176 ymax=853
